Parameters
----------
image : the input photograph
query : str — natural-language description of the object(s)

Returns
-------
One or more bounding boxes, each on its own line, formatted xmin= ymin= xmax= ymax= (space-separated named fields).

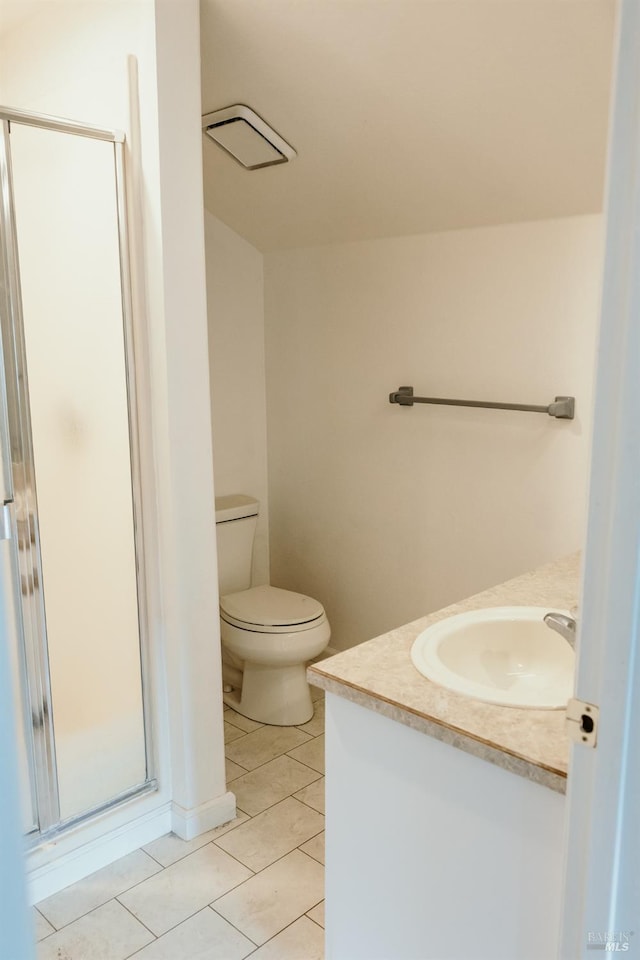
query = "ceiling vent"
xmin=202 ymin=105 xmax=296 ymax=170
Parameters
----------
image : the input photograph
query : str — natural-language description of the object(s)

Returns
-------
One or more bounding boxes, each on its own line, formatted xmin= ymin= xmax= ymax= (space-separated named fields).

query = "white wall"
xmin=265 ymin=216 xmax=603 ymax=650
xmin=152 ymin=0 xmax=232 ymax=839
xmin=0 ymin=3 xmax=145 ymax=123
xmin=205 ymin=212 xmax=269 ymax=585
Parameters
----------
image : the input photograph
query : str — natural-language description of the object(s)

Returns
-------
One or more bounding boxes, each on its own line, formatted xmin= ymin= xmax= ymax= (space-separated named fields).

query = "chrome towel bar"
xmin=388 ymin=386 xmax=575 ymax=420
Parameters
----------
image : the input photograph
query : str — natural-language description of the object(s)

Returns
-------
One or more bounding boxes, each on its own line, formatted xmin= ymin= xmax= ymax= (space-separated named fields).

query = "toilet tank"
xmin=215 ymin=494 xmax=259 ymax=596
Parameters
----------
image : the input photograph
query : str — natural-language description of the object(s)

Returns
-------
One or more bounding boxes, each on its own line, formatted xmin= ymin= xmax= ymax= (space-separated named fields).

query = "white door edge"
xmin=560 ymin=1 xmax=640 ymax=955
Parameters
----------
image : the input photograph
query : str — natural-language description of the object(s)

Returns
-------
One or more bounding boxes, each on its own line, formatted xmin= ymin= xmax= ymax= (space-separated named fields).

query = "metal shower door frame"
xmin=0 ymin=105 xmax=156 ymax=840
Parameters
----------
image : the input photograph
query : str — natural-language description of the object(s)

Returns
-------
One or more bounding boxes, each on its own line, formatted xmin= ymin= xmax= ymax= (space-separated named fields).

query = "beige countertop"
xmin=308 ymin=553 xmax=580 ymax=793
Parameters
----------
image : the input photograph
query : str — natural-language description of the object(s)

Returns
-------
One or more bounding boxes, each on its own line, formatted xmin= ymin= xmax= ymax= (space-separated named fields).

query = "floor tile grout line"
xmin=224 ymin=721 xmax=250 ymax=735
xmin=43 ymin=834 xmax=256 ymax=934
xmin=138 ymin=808 xmax=253 ymax=872
xmin=232 ymin=787 xmax=325 ymax=821
xmin=224 ymin=725 xmax=322 ymax=753
xmin=225 ymin=758 xmax=324 ymax=815
xmin=116 ymin=857 xmax=264 ymax=952
xmin=222 ymin=793 xmax=325 ymax=836
xmin=298 ymin=830 xmax=326 ymax=868
xmin=225 ymin=739 xmax=315 ymax=771
xmin=212 ymin=850 xmax=323 ymax=880
xmin=224 ymin=715 xmax=265 ymax=735
xmin=214 ymin=795 xmax=324 ymax=831
xmin=209 ymin=839 xmax=260 ymax=875
xmin=37 ymin=916 xmax=61 ymax=934
xmin=36 ymin=842 xmax=325 ymax=953
xmin=291 ymin=792 xmax=325 ymax=815
xmin=301 ymin=853 xmax=324 ymax=866
xmin=225 ymin=741 xmax=324 ymax=778
xmin=212 ymin=816 xmax=326 ymax=874
xmin=137 ymin=813 xmax=255 ymax=870
xmin=227 ymin=759 xmax=252 ymax=776
xmin=228 ymin=745 xmax=324 ymax=766
xmin=229 ymin=782 xmax=323 ymax=805
xmin=295 ymin=848 xmax=325 ymax=871
xmin=293 ymin=780 xmax=325 ymax=805
xmin=303 ymin=826 xmax=325 ymax=843
xmin=225 ymin=752 xmax=324 ymax=786
xmin=283 ymin=752 xmax=324 ymax=776
xmin=240 ymin=907 xmax=324 ymax=957
xmin=306 ymin=892 xmax=325 ymax=911
xmin=34 ymin=904 xmax=75 ymax=932
xmin=226 ymin=724 xmax=317 ymax=750
xmin=208 ymin=843 xmax=325 ymax=908
xmin=224 ymin=717 xmax=250 ymax=733
xmin=34 ymin=906 xmax=49 ymax=923
xmin=119 ymin=901 xmax=212 ymax=956
xmin=142 ymin=848 xmax=167 ymax=869
xmin=206 ymin=904 xmax=260 ymax=949
xmin=40 ymin=721 xmax=324 ymax=949
xmin=224 ymin=739 xmax=249 ymax=751
xmin=224 ymin=747 xmax=318 ymax=777
xmin=121 ymin=904 xmax=262 ymax=959
xmin=227 ymin=718 xmax=320 ymax=735
xmin=207 ymin=857 xmax=319 ymax=937
xmin=117 ymin=897 xmax=159 ymax=942
xmin=39 ymin=799 xmax=319 ymax=926
xmin=36 ymin=893 xmax=158 ymax=947
xmin=36 ymin=861 xmax=169 ymax=936
xmin=233 ymin=794 xmax=317 ymax=819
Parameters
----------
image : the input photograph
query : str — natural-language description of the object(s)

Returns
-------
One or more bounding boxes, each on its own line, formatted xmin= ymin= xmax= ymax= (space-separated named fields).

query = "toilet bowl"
xmin=215 ymin=495 xmax=331 ymax=725
xmin=221 ymin=585 xmax=330 ymax=725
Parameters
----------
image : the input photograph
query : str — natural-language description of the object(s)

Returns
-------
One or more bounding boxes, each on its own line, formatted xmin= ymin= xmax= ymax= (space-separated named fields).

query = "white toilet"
xmin=215 ymin=494 xmax=330 ymax=725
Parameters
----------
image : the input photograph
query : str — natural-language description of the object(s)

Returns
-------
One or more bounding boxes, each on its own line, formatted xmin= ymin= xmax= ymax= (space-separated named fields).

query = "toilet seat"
xmin=220 ymin=584 xmax=330 ymax=725
xmin=220 ymin=584 xmax=326 ymax=633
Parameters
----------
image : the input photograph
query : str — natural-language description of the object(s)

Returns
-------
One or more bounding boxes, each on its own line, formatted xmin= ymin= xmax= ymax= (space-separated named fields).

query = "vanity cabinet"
xmin=323 ymin=693 xmax=565 ymax=960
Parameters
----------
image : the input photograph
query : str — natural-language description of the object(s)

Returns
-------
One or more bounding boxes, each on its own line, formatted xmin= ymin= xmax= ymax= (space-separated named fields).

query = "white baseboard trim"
xmin=171 ymin=791 xmax=237 ymax=841
xmin=27 ymin=801 xmax=172 ymax=904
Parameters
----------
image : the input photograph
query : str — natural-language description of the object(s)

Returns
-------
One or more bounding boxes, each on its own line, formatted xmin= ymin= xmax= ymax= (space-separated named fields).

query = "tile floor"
xmin=33 ymin=689 xmax=326 ymax=960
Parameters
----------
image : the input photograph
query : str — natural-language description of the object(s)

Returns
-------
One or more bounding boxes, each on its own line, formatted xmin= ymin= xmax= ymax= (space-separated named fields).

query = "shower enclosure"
xmin=0 ymin=106 xmax=154 ymax=843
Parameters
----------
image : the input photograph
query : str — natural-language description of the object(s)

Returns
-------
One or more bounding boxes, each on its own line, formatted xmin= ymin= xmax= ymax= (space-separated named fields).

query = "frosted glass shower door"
xmin=9 ymin=122 xmax=147 ymax=822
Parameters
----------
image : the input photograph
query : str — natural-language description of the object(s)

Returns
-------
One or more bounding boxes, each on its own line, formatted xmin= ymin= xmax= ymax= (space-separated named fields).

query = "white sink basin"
xmin=411 ymin=606 xmax=575 ymax=709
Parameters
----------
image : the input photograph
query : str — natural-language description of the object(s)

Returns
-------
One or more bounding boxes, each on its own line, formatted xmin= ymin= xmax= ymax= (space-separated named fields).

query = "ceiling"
xmin=200 ymin=0 xmax=615 ymax=252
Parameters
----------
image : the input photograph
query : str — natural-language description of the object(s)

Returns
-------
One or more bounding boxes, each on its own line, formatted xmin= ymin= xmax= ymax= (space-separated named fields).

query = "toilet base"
xmin=223 ymin=660 xmax=314 ymax=726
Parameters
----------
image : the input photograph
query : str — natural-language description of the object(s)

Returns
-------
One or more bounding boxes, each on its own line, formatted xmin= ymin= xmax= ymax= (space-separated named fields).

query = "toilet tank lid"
xmin=215 ymin=494 xmax=259 ymax=523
